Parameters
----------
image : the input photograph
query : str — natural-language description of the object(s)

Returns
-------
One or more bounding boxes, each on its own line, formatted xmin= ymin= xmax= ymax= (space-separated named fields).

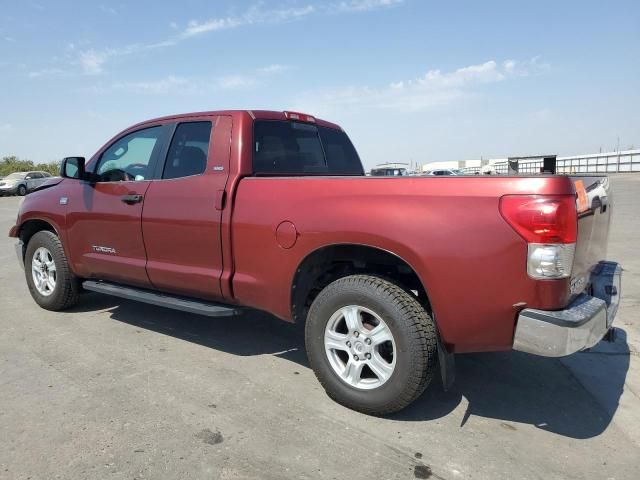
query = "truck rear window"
xmin=253 ymin=121 xmax=363 ymax=176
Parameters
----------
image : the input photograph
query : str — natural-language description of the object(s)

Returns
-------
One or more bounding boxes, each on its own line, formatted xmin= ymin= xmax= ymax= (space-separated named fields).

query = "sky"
xmin=0 ymin=0 xmax=639 ymax=169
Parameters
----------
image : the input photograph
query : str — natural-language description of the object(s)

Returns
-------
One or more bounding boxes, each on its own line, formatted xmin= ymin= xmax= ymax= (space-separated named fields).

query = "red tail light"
xmin=499 ymin=195 xmax=577 ymax=244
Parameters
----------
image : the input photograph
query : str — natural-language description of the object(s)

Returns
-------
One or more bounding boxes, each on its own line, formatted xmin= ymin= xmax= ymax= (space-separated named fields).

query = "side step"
xmin=82 ymin=281 xmax=240 ymax=317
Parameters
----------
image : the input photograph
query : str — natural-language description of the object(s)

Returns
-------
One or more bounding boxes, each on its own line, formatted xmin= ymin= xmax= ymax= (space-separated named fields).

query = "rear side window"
xmin=163 ymin=121 xmax=212 ymax=180
xmin=253 ymin=121 xmax=363 ymax=175
xmin=318 ymin=126 xmax=362 ymax=175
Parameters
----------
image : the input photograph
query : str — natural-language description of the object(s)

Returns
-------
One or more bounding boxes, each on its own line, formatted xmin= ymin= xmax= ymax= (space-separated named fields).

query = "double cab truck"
xmin=10 ymin=110 xmax=621 ymax=415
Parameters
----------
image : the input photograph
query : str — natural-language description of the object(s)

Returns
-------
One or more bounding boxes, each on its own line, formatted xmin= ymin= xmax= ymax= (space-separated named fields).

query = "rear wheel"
xmin=305 ymin=275 xmax=438 ymax=415
xmin=17 ymin=184 xmax=27 ymax=196
xmin=25 ymin=231 xmax=79 ymax=310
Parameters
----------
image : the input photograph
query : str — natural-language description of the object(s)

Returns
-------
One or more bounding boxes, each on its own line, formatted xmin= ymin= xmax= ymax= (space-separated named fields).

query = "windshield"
xmin=5 ymin=173 xmax=27 ymax=180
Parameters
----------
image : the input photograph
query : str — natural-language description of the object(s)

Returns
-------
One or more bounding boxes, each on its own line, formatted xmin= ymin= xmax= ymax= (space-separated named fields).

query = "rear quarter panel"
xmin=231 ymin=175 xmax=576 ymax=353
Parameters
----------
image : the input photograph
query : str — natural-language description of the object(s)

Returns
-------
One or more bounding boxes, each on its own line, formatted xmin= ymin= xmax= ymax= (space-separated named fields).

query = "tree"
xmin=0 ymin=156 xmax=61 ymax=177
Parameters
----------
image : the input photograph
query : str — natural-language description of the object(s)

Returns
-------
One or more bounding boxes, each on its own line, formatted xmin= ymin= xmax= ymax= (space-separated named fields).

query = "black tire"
xmin=17 ymin=184 xmax=27 ymax=196
xmin=305 ymin=275 xmax=438 ymax=415
xmin=24 ymin=231 xmax=80 ymax=311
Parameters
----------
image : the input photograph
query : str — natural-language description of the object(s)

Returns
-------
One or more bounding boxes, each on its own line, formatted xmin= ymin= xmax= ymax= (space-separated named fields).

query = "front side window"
xmin=96 ymin=126 xmax=163 ymax=182
xmin=163 ymin=122 xmax=212 ymax=179
xmin=253 ymin=121 xmax=363 ymax=176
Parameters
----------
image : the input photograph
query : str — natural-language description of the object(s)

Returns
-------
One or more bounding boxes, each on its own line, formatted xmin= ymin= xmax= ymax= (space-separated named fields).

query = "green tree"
xmin=0 ymin=156 xmax=61 ymax=177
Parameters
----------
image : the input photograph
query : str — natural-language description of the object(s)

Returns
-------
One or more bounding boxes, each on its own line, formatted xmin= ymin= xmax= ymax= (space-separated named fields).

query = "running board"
xmin=82 ymin=281 xmax=240 ymax=317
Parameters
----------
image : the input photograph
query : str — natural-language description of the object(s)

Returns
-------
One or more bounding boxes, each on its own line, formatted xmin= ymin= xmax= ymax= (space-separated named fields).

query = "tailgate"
xmin=570 ymin=176 xmax=612 ymax=296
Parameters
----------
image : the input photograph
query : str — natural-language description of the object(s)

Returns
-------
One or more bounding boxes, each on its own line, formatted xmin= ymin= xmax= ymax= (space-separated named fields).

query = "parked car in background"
xmin=0 ymin=171 xmax=53 ymax=196
xmin=370 ymin=163 xmax=410 ymax=176
xmin=426 ymin=168 xmax=466 ymax=176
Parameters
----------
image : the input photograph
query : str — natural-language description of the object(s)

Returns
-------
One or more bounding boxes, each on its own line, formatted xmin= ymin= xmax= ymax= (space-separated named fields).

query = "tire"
xmin=305 ymin=275 xmax=438 ymax=415
xmin=24 ymin=231 xmax=80 ymax=311
xmin=17 ymin=184 xmax=27 ymax=196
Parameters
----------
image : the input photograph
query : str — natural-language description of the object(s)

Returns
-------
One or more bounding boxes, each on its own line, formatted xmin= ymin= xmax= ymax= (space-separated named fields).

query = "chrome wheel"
xmin=31 ymin=247 xmax=57 ymax=296
xmin=324 ymin=305 xmax=396 ymax=390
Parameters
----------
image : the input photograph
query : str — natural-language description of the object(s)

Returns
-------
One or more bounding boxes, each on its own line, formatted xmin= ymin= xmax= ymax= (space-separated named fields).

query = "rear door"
xmin=570 ymin=176 xmax=613 ymax=295
xmin=141 ymin=116 xmax=232 ymax=300
xmin=65 ymin=125 xmax=170 ymax=286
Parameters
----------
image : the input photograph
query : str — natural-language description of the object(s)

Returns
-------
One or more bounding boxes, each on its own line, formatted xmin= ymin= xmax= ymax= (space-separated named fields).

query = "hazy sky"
xmin=1 ymin=0 xmax=638 ymax=169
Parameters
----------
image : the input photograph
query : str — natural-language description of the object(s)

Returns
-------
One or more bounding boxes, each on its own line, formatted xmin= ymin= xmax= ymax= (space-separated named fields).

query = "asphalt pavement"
xmin=1 ymin=175 xmax=639 ymax=480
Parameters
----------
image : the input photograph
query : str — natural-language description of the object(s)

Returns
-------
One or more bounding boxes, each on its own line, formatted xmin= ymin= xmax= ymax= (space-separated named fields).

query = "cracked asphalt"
xmin=1 ymin=175 xmax=639 ymax=479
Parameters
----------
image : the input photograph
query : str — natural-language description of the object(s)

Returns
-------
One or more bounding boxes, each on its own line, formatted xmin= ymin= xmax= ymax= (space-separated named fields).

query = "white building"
xmin=421 ymin=150 xmax=640 ymax=175
xmin=421 ymin=158 xmax=506 ymax=173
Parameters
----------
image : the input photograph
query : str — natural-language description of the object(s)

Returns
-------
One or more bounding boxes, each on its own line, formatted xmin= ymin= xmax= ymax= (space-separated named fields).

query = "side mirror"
xmin=60 ymin=157 xmax=86 ymax=180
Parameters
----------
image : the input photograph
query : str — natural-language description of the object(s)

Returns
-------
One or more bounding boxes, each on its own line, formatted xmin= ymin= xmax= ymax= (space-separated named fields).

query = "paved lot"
xmin=1 ymin=175 xmax=639 ymax=480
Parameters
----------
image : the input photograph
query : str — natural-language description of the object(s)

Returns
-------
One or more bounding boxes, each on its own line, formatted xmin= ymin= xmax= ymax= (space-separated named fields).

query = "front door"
xmin=65 ymin=125 xmax=169 ymax=286
xmin=25 ymin=172 xmax=43 ymax=191
xmin=141 ymin=116 xmax=231 ymax=300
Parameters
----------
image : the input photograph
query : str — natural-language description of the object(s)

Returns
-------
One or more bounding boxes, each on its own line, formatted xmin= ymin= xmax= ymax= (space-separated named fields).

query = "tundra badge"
xmin=92 ymin=245 xmax=116 ymax=254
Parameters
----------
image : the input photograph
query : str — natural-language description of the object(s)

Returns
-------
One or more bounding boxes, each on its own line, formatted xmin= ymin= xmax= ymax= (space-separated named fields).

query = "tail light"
xmin=500 ymin=195 xmax=577 ymax=279
xmin=283 ymin=111 xmax=316 ymax=123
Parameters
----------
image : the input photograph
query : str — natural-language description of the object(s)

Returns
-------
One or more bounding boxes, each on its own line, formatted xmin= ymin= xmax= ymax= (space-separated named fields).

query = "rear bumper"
xmin=513 ymin=261 xmax=622 ymax=357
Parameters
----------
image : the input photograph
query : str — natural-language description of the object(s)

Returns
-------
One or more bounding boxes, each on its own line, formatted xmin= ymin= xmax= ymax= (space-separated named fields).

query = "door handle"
xmin=121 ymin=194 xmax=144 ymax=205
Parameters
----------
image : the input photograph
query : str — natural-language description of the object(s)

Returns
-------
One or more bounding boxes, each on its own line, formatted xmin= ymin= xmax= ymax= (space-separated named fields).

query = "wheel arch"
xmin=291 ymin=242 xmax=456 ymax=391
xmin=17 ymin=218 xmax=61 ymax=260
xmin=290 ymin=243 xmax=433 ymax=325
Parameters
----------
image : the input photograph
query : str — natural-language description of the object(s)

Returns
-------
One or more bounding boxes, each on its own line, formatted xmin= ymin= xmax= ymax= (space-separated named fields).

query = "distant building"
xmin=420 ymin=160 xmax=460 ymax=172
xmin=421 ymin=149 xmax=640 ymax=175
xmin=421 ymin=158 xmax=506 ymax=174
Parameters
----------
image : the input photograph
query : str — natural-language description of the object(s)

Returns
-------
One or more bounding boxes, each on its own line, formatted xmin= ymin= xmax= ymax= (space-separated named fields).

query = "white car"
xmin=426 ymin=168 xmax=465 ymax=176
xmin=0 ymin=171 xmax=53 ymax=196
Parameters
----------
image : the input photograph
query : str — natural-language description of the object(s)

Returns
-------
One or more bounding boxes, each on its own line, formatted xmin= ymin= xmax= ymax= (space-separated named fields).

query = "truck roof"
xmin=130 ymin=110 xmax=342 ymax=131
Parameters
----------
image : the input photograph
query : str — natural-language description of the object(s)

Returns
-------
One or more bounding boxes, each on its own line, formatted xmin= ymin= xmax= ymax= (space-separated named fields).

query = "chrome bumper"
xmin=513 ymin=261 xmax=621 ymax=357
xmin=15 ymin=240 xmax=24 ymax=270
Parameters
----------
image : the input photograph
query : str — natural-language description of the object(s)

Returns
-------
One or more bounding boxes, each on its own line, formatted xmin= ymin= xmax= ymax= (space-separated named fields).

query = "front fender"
xmin=10 ymin=185 xmax=73 ymax=272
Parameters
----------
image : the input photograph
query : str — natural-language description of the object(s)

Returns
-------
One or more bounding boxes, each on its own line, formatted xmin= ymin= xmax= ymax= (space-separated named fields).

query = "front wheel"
xmin=17 ymin=184 xmax=27 ymax=196
xmin=305 ymin=275 xmax=438 ymax=415
xmin=24 ymin=231 xmax=80 ymax=311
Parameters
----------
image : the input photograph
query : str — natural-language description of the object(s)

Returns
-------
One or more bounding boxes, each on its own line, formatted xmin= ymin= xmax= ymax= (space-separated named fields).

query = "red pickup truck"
xmin=9 ymin=110 xmax=621 ymax=415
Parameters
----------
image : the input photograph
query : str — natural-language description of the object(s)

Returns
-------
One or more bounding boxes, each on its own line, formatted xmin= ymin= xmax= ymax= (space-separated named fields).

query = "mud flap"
xmin=437 ymin=334 xmax=455 ymax=391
